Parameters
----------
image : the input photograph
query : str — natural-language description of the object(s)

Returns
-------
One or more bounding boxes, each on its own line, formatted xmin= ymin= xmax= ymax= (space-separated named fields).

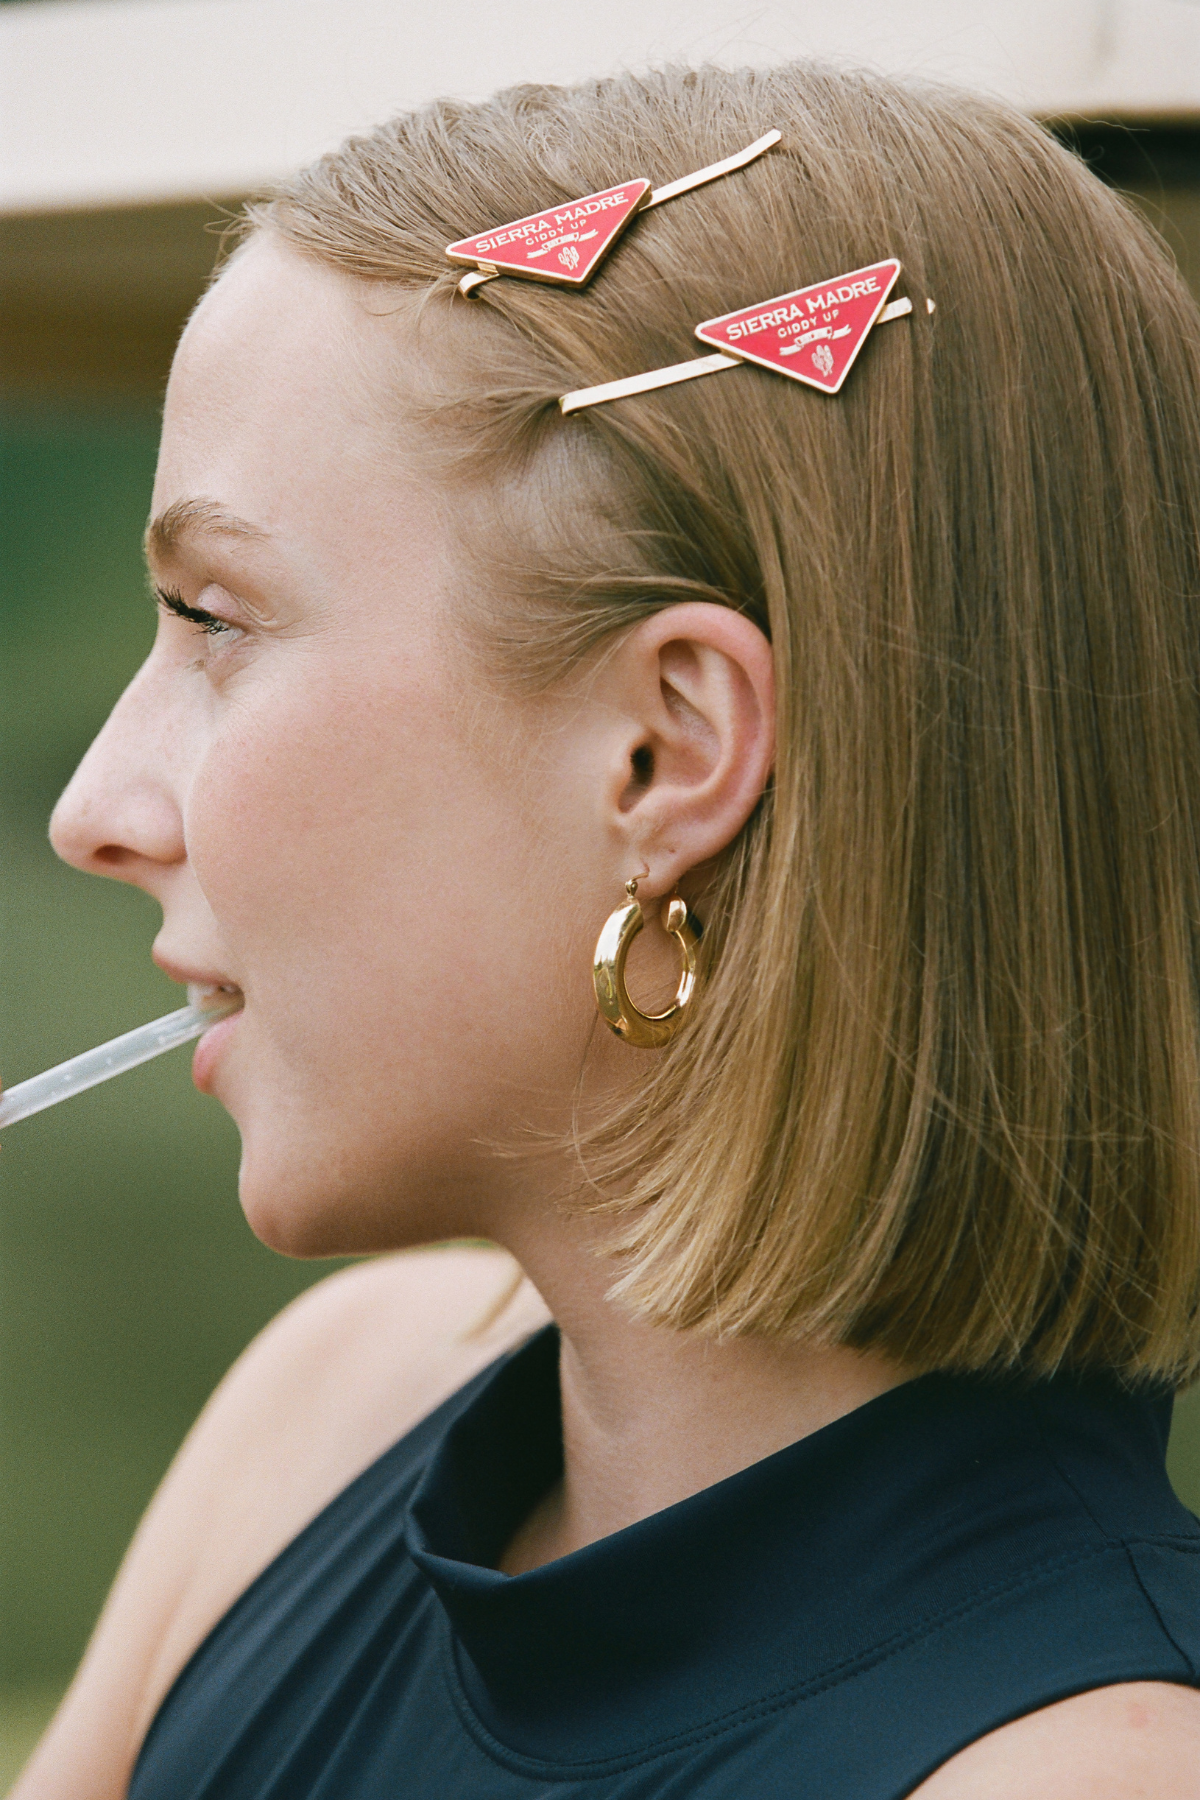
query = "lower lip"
xmin=192 ymin=1009 xmax=244 ymax=1093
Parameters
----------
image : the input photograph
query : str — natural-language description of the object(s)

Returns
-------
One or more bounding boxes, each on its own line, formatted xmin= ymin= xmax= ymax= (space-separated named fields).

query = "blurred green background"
xmin=2 ymin=123 xmax=1200 ymax=1790
xmin=0 ymin=403 xmax=350 ymax=1783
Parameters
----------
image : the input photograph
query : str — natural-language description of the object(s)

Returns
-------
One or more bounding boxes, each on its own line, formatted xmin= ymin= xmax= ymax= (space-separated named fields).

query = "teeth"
xmin=187 ymin=982 xmax=243 ymax=1013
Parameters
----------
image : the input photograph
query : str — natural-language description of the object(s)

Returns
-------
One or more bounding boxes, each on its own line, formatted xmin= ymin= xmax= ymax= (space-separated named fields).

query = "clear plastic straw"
xmin=0 ymin=997 xmax=242 ymax=1129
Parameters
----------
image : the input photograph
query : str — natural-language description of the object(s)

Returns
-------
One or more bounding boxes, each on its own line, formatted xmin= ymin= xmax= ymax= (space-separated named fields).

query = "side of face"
xmin=48 ymin=241 xmax=596 ymax=1253
xmin=49 ymin=237 xmax=775 ymax=1260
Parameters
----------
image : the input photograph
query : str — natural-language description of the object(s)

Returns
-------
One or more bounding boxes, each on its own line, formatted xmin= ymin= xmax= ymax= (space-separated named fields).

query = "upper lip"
xmin=153 ymin=952 xmax=243 ymax=992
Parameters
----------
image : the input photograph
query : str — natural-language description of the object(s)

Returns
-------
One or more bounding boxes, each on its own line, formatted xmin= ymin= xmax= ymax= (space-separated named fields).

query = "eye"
xmin=155 ymin=586 xmax=246 ymax=651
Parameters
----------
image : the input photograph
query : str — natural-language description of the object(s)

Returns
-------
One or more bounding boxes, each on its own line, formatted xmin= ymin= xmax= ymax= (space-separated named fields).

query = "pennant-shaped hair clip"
xmin=447 ymin=130 xmax=781 ymax=296
xmin=560 ymin=259 xmax=934 ymax=413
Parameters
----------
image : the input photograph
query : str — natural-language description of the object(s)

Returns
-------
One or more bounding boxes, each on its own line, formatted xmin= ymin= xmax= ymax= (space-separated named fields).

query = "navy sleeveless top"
xmin=130 ymin=1325 xmax=1200 ymax=1800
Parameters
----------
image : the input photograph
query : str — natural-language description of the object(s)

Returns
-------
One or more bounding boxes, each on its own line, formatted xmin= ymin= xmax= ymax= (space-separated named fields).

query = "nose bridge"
xmin=50 ymin=648 xmax=188 ymax=876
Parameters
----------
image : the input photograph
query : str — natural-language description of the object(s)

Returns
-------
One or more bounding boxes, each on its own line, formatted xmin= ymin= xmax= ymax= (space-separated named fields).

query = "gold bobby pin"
xmin=560 ymin=260 xmax=935 ymax=413
xmin=447 ymin=130 xmax=782 ymax=297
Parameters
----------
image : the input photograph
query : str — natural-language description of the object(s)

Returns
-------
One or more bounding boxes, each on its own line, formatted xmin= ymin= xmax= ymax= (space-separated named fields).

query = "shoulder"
xmin=12 ymin=1243 xmax=549 ymax=1800
xmin=911 ymin=1681 xmax=1200 ymax=1798
xmin=130 ymin=1243 xmax=548 ymax=1683
xmin=140 ymin=1245 xmax=549 ymax=1597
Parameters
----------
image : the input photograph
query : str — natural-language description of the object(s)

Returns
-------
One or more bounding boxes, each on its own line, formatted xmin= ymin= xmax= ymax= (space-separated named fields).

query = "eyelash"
xmin=155 ymin=585 xmax=238 ymax=638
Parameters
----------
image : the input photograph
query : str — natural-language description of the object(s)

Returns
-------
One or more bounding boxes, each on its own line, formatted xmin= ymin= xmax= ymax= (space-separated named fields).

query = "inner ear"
xmin=619 ymin=743 xmax=655 ymax=812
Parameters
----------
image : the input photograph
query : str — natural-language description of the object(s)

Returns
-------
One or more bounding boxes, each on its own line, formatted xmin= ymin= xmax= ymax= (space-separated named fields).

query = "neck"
xmin=495 ymin=1207 xmax=911 ymax=1574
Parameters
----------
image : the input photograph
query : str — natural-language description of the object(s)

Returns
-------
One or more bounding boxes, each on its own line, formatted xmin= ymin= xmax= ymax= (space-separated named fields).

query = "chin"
xmin=238 ymin=1186 xmax=354 ymax=1259
xmin=234 ymin=1128 xmax=477 ymax=1261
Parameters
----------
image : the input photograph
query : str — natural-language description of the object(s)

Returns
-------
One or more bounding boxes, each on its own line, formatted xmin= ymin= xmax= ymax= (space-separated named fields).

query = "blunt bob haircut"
xmin=249 ymin=63 xmax=1200 ymax=1385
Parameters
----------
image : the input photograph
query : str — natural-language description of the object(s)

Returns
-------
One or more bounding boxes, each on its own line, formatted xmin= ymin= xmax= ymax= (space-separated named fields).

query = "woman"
xmin=15 ymin=60 xmax=1200 ymax=1800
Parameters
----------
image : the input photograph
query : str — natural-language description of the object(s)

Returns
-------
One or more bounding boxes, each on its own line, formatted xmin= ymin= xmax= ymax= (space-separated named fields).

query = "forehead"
xmin=152 ymin=239 xmax=409 ymax=535
xmin=164 ymin=238 xmax=373 ymax=440
xmin=150 ymin=238 xmax=450 ymax=590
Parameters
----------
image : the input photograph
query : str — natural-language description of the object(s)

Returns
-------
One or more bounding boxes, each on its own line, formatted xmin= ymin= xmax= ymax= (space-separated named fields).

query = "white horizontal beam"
xmin=2 ymin=0 xmax=1199 ymax=215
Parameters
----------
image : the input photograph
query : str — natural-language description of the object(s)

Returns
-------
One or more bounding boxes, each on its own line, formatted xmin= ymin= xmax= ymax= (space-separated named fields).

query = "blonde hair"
xmin=252 ymin=63 xmax=1200 ymax=1383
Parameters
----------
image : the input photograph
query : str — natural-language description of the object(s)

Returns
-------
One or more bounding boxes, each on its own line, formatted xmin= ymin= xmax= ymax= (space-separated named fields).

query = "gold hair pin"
xmin=447 ymin=130 xmax=781 ymax=296
xmin=560 ymin=259 xmax=935 ymax=413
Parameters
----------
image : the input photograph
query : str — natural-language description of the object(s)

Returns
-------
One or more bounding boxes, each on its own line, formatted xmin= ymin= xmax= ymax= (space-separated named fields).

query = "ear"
xmin=598 ymin=602 xmax=774 ymax=897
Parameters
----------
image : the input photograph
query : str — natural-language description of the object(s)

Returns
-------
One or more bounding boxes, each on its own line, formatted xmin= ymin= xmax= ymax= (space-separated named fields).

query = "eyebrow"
xmin=144 ymin=497 xmax=269 ymax=565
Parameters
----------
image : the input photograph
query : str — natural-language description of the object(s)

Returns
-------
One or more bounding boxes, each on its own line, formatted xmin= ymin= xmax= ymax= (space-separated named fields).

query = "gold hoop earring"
xmin=592 ymin=878 xmax=700 ymax=1048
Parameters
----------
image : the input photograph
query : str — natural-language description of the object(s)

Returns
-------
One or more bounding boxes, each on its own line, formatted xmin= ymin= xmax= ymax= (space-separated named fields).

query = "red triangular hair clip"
xmin=448 ymin=180 xmax=651 ymax=291
xmin=447 ymin=131 xmax=781 ymax=295
xmin=695 ymin=259 xmax=901 ymax=394
xmin=560 ymin=262 xmax=934 ymax=413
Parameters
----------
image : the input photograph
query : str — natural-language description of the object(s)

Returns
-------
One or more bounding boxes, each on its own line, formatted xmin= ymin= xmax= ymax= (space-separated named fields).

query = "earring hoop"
xmin=592 ymin=878 xmax=700 ymax=1047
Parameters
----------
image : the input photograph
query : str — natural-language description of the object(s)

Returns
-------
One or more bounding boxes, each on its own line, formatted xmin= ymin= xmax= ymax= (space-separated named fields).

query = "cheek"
xmin=189 ymin=663 xmax=497 ymax=999
xmin=189 ymin=677 xmax=415 ymax=957
xmin=182 ymin=655 xmax=591 ymax=1188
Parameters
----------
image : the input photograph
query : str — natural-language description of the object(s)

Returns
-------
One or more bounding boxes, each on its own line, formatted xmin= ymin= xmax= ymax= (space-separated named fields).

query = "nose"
xmin=50 ymin=652 xmax=187 ymax=889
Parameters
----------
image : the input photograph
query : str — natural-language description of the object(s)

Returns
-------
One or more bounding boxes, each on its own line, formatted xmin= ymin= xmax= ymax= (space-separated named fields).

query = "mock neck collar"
xmin=403 ymin=1325 xmax=1171 ymax=1766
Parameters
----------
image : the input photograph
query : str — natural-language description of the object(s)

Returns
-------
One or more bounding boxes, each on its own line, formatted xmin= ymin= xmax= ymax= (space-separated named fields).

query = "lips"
xmin=152 ymin=957 xmax=245 ymax=1094
xmin=191 ymin=1004 xmax=244 ymax=1094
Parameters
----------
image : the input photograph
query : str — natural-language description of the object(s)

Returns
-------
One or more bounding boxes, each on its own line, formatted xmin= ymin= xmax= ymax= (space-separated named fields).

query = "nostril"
xmin=48 ymin=774 xmax=186 ymax=878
